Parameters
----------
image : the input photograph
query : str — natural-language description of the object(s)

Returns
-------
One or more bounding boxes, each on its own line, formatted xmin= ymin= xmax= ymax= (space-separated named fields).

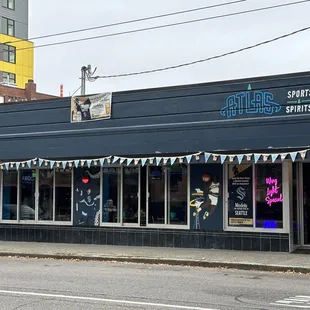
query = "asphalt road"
xmin=0 ymin=257 xmax=309 ymax=310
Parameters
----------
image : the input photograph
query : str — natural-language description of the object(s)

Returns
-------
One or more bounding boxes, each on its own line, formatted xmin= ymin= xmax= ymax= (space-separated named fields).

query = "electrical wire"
xmin=92 ymin=26 xmax=310 ymax=79
xmin=14 ymin=0 xmax=310 ymax=52
xmin=5 ymin=0 xmax=245 ymax=44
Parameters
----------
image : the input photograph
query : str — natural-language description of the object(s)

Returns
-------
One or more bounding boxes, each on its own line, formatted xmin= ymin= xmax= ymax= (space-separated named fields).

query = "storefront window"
xmin=256 ymin=164 xmax=283 ymax=229
xmin=102 ymin=167 xmax=120 ymax=223
xmin=38 ymin=169 xmax=54 ymax=221
xmin=228 ymin=164 xmax=253 ymax=227
xmin=73 ymin=168 xmax=101 ymax=226
xmin=20 ymin=169 xmax=36 ymax=220
xmin=123 ymin=167 xmax=139 ymax=224
xmin=148 ymin=166 xmax=165 ymax=224
xmin=167 ymin=165 xmax=187 ymax=225
xmin=2 ymin=171 xmax=17 ymax=220
xmin=55 ymin=170 xmax=72 ymax=222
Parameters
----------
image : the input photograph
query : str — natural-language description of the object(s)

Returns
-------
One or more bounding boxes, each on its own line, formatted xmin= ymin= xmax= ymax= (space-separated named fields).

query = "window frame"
xmin=223 ymin=161 xmax=290 ymax=233
xmin=0 ymin=168 xmax=73 ymax=225
xmin=2 ymin=72 xmax=16 ymax=85
xmin=3 ymin=0 xmax=15 ymax=10
xmin=1 ymin=44 xmax=16 ymax=64
xmin=2 ymin=17 xmax=15 ymax=36
xmin=146 ymin=164 xmax=189 ymax=229
xmin=100 ymin=165 xmax=122 ymax=227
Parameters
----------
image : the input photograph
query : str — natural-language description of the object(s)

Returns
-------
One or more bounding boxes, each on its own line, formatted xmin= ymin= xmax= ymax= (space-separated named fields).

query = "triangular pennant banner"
xmin=16 ymin=162 xmax=21 ymax=170
xmin=290 ymin=152 xmax=298 ymax=162
xmin=120 ymin=158 xmax=126 ymax=164
xmin=99 ymin=159 xmax=105 ymax=166
xmin=271 ymin=154 xmax=278 ymax=163
xmin=141 ymin=159 xmax=147 ymax=167
xmin=254 ymin=154 xmax=260 ymax=163
xmin=62 ymin=161 xmax=68 ymax=168
xmin=156 ymin=157 xmax=161 ymax=166
xmin=220 ymin=155 xmax=227 ymax=164
xmin=39 ymin=159 xmax=44 ymax=167
xmin=127 ymin=158 xmax=133 ymax=166
xmin=86 ymin=160 xmax=92 ymax=168
xmin=299 ymin=151 xmax=307 ymax=160
xmin=237 ymin=155 xmax=243 ymax=164
xmin=280 ymin=154 xmax=287 ymax=161
xmin=186 ymin=155 xmax=192 ymax=163
xmin=204 ymin=153 xmax=211 ymax=163
xmin=50 ymin=161 xmax=55 ymax=168
xmin=170 ymin=157 xmax=177 ymax=165
xmin=4 ymin=163 xmax=9 ymax=170
xmin=134 ymin=159 xmax=139 ymax=165
xmin=112 ymin=156 xmax=119 ymax=164
xmin=74 ymin=160 xmax=79 ymax=168
xmin=27 ymin=160 xmax=32 ymax=168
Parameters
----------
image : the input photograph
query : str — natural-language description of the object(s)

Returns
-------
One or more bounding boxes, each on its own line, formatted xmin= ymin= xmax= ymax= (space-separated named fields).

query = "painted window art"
xmin=189 ymin=164 xmax=223 ymax=230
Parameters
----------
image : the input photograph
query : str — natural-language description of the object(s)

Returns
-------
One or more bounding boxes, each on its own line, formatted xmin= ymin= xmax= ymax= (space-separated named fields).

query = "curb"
xmin=0 ymin=252 xmax=309 ymax=274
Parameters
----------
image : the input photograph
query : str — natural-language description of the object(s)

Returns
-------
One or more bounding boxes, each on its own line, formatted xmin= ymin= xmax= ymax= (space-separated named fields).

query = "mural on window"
xmin=256 ymin=164 xmax=283 ymax=229
xmin=190 ymin=164 xmax=222 ymax=229
xmin=228 ymin=164 xmax=253 ymax=227
xmin=74 ymin=168 xmax=100 ymax=226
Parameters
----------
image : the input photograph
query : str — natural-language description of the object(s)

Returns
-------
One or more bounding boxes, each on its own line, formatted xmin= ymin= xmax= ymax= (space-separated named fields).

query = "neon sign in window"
xmin=265 ymin=177 xmax=283 ymax=207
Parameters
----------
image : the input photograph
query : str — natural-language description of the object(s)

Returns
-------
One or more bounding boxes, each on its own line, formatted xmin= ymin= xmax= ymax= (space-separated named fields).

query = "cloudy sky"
xmin=29 ymin=0 xmax=310 ymax=96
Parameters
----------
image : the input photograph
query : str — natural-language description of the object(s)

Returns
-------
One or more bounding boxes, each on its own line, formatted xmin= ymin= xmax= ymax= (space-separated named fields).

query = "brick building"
xmin=0 ymin=79 xmax=56 ymax=103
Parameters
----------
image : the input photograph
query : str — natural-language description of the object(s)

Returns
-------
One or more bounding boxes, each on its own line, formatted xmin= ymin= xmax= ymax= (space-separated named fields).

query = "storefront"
xmin=0 ymin=71 xmax=310 ymax=252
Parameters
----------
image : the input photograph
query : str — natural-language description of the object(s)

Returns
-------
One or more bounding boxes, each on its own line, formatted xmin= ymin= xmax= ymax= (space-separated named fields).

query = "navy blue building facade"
xmin=0 ymin=71 xmax=310 ymax=252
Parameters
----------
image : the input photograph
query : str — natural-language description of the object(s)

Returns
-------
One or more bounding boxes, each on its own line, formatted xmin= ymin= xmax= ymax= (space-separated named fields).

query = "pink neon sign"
xmin=265 ymin=177 xmax=283 ymax=207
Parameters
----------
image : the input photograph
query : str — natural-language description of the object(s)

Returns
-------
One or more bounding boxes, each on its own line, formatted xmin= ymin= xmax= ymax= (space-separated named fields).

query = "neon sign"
xmin=220 ymin=91 xmax=281 ymax=118
xmin=265 ymin=177 xmax=283 ymax=207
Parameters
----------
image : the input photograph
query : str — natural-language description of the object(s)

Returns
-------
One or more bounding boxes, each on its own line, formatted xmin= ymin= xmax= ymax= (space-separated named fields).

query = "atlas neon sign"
xmin=265 ymin=177 xmax=283 ymax=207
xmin=220 ymin=90 xmax=281 ymax=118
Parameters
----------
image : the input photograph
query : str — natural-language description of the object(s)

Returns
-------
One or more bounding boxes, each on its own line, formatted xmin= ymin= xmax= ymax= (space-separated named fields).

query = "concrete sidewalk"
xmin=0 ymin=241 xmax=309 ymax=273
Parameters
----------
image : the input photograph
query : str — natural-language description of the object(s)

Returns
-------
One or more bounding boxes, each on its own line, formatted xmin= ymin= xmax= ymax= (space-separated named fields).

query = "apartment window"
xmin=1 ymin=44 xmax=16 ymax=63
xmin=2 ymin=17 xmax=15 ymax=36
xmin=3 ymin=0 xmax=15 ymax=10
xmin=2 ymin=72 xmax=16 ymax=84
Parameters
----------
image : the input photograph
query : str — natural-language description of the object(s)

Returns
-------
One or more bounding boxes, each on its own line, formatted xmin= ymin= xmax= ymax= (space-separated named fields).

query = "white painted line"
xmin=0 ymin=290 xmax=218 ymax=310
xmin=297 ymin=296 xmax=310 ymax=299
xmin=270 ymin=303 xmax=310 ymax=308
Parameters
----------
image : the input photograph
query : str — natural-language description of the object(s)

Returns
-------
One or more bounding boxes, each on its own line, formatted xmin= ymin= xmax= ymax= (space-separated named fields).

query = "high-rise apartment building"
xmin=0 ymin=0 xmax=33 ymax=88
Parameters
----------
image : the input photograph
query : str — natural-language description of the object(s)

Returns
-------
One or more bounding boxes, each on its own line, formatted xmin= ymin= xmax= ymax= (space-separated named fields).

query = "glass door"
xmin=148 ymin=166 xmax=165 ymax=224
xmin=20 ymin=169 xmax=37 ymax=221
xmin=167 ymin=165 xmax=188 ymax=225
xmin=38 ymin=169 xmax=54 ymax=221
xmin=122 ymin=167 xmax=140 ymax=225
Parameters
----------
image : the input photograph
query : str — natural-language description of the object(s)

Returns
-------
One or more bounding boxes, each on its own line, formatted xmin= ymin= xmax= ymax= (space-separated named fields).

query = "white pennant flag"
xmin=127 ymin=158 xmax=134 ymax=166
xmin=220 ymin=155 xmax=227 ymax=164
xmin=271 ymin=154 xmax=278 ymax=163
xmin=290 ymin=152 xmax=298 ymax=162
xmin=170 ymin=157 xmax=177 ymax=165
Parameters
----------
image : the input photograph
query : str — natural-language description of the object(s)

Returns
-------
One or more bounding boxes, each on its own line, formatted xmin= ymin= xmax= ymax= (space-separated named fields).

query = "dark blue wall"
xmin=1 ymin=71 xmax=310 ymax=160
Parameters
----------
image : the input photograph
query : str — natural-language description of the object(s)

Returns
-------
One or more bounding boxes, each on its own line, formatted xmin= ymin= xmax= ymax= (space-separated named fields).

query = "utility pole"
xmin=80 ymin=65 xmax=89 ymax=96
xmin=80 ymin=65 xmax=97 ymax=96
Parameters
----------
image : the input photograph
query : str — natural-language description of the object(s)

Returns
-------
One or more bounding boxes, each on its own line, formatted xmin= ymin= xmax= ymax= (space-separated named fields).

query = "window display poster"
xmin=73 ymin=168 xmax=101 ymax=226
xmin=190 ymin=164 xmax=222 ymax=230
xmin=228 ymin=164 xmax=253 ymax=227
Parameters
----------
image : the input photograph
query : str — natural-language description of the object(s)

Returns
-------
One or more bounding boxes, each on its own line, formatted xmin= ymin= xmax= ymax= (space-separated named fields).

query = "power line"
xmin=92 ymin=26 xmax=310 ymax=79
xmin=6 ymin=0 xmax=245 ymax=45
xmin=14 ymin=0 xmax=310 ymax=52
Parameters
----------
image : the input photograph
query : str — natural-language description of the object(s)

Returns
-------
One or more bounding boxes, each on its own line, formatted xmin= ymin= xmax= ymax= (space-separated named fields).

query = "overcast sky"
xmin=29 ymin=0 xmax=310 ymax=96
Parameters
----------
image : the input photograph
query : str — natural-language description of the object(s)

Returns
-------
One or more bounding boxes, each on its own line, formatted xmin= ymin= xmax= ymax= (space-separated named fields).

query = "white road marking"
xmin=0 ymin=290 xmax=218 ymax=310
xmin=271 ymin=295 xmax=310 ymax=308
